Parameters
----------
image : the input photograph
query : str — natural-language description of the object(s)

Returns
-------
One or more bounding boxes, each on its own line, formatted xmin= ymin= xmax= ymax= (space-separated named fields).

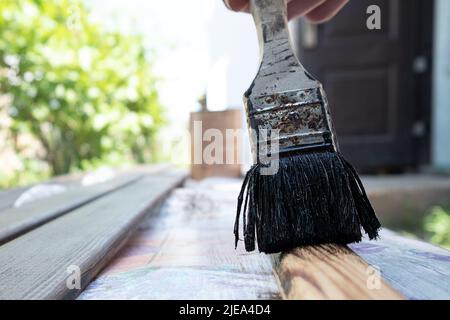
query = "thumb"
xmin=222 ymin=0 xmax=249 ymax=12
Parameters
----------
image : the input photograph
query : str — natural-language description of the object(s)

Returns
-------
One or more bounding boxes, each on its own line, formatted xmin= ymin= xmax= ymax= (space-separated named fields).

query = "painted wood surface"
xmin=81 ymin=178 xmax=450 ymax=300
xmin=350 ymin=230 xmax=450 ymax=299
xmin=79 ymin=179 xmax=280 ymax=300
xmin=1 ymin=175 xmax=447 ymax=300
xmin=0 ymin=170 xmax=186 ymax=299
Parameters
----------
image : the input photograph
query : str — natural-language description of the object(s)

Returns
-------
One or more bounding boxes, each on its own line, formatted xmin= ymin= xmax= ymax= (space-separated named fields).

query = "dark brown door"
xmin=292 ymin=0 xmax=433 ymax=172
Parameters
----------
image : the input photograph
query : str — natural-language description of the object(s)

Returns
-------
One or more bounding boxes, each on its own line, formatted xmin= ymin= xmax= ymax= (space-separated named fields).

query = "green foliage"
xmin=0 ymin=156 xmax=50 ymax=189
xmin=0 ymin=0 xmax=164 ymax=181
xmin=424 ymin=206 xmax=450 ymax=249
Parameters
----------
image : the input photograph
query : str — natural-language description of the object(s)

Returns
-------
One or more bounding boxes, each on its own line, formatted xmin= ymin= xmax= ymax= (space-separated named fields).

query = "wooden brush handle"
xmin=249 ymin=0 xmax=317 ymax=91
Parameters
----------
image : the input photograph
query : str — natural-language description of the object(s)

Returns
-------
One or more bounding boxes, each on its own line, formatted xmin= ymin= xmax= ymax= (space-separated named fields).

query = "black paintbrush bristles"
xmin=234 ymin=151 xmax=381 ymax=254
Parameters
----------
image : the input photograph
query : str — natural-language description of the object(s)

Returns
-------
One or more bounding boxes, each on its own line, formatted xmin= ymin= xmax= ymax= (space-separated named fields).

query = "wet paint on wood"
xmin=81 ymin=178 xmax=450 ymax=300
xmin=79 ymin=180 xmax=280 ymax=300
xmin=350 ymin=229 xmax=450 ymax=299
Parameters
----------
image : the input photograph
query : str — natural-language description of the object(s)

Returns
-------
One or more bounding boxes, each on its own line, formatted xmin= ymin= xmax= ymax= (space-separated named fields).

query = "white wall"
xmin=432 ymin=0 xmax=450 ymax=170
xmin=205 ymin=3 xmax=259 ymax=111
xmin=205 ymin=3 xmax=261 ymax=168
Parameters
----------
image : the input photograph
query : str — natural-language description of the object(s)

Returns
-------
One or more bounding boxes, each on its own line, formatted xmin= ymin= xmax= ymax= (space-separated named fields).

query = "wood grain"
xmin=275 ymin=244 xmax=404 ymax=300
xmin=351 ymin=230 xmax=450 ymax=299
xmin=80 ymin=177 xmax=450 ymax=300
xmin=0 ymin=170 xmax=186 ymax=299
xmin=0 ymin=171 xmax=87 ymax=213
xmin=0 ymin=164 xmax=170 ymax=214
xmin=79 ymin=179 xmax=280 ymax=300
xmin=0 ymin=165 xmax=171 ymax=245
xmin=0 ymin=174 xmax=140 ymax=245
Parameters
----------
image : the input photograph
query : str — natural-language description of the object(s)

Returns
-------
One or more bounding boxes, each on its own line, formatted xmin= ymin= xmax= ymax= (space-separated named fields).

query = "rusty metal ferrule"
xmin=244 ymin=86 xmax=336 ymax=161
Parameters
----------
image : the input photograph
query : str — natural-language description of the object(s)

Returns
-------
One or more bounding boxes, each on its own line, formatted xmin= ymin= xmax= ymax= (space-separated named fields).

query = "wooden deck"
xmin=0 ymin=166 xmax=186 ymax=299
xmin=1 ymin=171 xmax=449 ymax=300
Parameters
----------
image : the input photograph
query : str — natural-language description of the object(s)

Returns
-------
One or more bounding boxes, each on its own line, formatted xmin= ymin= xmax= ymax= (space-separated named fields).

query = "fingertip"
xmin=287 ymin=0 xmax=326 ymax=21
xmin=304 ymin=11 xmax=333 ymax=23
xmin=305 ymin=0 xmax=349 ymax=23
xmin=223 ymin=0 xmax=249 ymax=12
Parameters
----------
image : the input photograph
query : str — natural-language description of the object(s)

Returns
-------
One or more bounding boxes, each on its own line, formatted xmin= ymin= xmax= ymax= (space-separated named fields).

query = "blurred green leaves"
xmin=0 ymin=0 xmax=164 ymax=183
xmin=424 ymin=206 xmax=450 ymax=249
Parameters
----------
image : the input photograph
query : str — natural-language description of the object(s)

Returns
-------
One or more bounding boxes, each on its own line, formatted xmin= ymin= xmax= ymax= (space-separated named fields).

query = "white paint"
xmin=14 ymin=184 xmax=67 ymax=208
xmin=432 ymin=0 xmax=450 ymax=170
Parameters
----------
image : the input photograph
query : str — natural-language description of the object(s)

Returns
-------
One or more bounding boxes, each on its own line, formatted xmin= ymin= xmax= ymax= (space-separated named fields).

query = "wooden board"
xmin=275 ymin=244 xmax=403 ymax=300
xmin=350 ymin=230 xmax=450 ymax=300
xmin=0 ymin=165 xmax=171 ymax=245
xmin=275 ymin=230 xmax=450 ymax=300
xmin=0 ymin=170 xmax=186 ymax=299
xmin=0 ymin=174 xmax=140 ymax=245
xmin=0 ymin=187 xmax=28 ymax=213
xmin=190 ymin=109 xmax=242 ymax=180
xmin=79 ymin=179 xmax=280 ymax=300
xmin=80 ymin=177 xmax=450 ymax=300
xmin=0 ymin=165 xmax=170 ymax=214
xmin=0 ymin=171 xmax=86 ymax=213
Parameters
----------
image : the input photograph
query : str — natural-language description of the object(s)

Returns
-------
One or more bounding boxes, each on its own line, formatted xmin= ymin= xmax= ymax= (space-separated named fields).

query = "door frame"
xmin=411 ymin=0 xmax=434 ymax=168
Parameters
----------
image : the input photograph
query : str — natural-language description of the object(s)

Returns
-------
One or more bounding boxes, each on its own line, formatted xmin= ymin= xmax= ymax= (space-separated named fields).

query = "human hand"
xmin=223 ymin=0 xmax=349 ymax=23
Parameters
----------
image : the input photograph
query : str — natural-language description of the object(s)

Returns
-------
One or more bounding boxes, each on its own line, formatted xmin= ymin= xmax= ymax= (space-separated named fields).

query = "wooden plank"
xmin=0 ymin=171 xmax=86 ymax=213
xmin=0 ymin=164 xmax=170 ymax=213
xmin=275 ymin=244 xmax=404 ymax=300
xmin=0 ymin=170 xmax=186 ymax=299
xmin=80 ymin=177 xmax=449 ymax=300
xmin=79 ymin=180 xmax=280 ymax=300
xmin=0 ymin=187 xmax=28 ymax=212
xmin=0 ymin=174 xmax=140 ymax=245
xmin=350 ymin=229 xmax=450 ymax=299
xmin=276 ymin=230 xmax=450 ymax=300
xmin=0 ymin=165 xmax=171 ymax=245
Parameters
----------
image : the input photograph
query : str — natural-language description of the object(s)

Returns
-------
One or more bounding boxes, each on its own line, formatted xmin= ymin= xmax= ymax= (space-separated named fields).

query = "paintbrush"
xmin=234 ymin=0 xmax=381 ymax=253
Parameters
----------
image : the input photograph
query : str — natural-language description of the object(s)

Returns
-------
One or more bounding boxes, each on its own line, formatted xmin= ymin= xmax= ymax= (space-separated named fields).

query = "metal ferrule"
xmin=245 ymin=0 xmax=337 ymax=161
xmin=245 ymin=86 xmax=336 ymax=160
